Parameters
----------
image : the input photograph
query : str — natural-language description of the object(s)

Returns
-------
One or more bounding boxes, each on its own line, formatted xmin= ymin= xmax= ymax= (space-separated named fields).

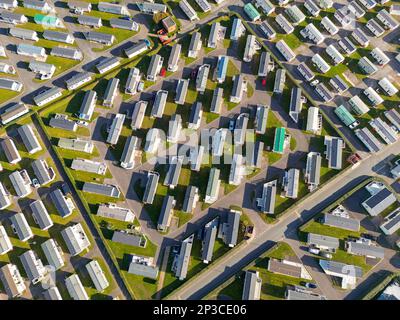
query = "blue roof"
xmin=216 ymin=56 xmax=228 ymax=80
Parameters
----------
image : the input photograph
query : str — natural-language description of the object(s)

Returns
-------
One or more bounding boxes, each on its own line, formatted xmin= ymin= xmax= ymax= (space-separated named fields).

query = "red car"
xmin=160 ymin=67 xmax=166 ymax=77
xmin=261 ymin=78 xmax=267 ymax=86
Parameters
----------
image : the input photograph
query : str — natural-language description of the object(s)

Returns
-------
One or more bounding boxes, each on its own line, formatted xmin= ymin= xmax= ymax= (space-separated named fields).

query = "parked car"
xmin=32 ymin=178 xmax=40 ymax=188
xmin=137 ymin=81 xmax=144 ymax=92
xmin=160 ymin=67 xmax=166 ymax=77
xmin=261 ymin=78 xmax=267 ymax=86
xmin=361 ymin=233 xmax=378 ymax=242
xmin=309 ymin=247 xmax=320 ymax=255
xmin=77 ymin=120 xmax=88 ymax=127
xmin=301 ymin=282 xmax=317 ymax=289
xmin=228 ymin=119 xmax=235 ymax=131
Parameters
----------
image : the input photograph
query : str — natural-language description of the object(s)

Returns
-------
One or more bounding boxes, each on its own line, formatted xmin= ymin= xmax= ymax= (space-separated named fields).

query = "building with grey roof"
xmin=112 ymin=231 xmax=146 ymax=248
xmin=385 ymin=109 xmax=400 ymax=131
xmin=9 ymin=27 xmax=39 ymax=41
xmin=23 ymin=0 xmax=52 ymax=12
xmin=0 ymin=0 xmax=18 ymax=10
xmin=120 ymin=136 xmax=138 ymax=169
xmin=0 ymin=225 xmax=12 ymax=255
xmin=71 ymin=158 xmax=107 ymax=175
xmin=258 ymin=51 xmax=272 ymax=77
xmin=274 ymin=68 xmax=286 ymax=94
xmin=96 ymin=56 xmax=120 ymax=74
xmin=0 ymin=78 xmax=23 ymax=92
xmin=377 ymin=8 xmax=399 ymax=30
xmin=147 ymin=54 xmax=163 ymax=81
xmin=182 ymin=185 xmax=199 ymax=214
xmin=379 ymin=77 xmax=398 ymax=96
xmin=283 ymin=168 xmax=299 ymax=199
xmin=0 ymin=102 xmax=28 ymax=125
xmin=98 ymin=1 xmax=129 ymax=15
xmin=136 ymin=1 xmax=166 ymax=13
xmin=33 ymin=87 xmax=63 ymax=107
xmin=289 ymin=87 xmax=303 ymax=123
xmin=30 ymin=200 xmax=53 ymax=230
xmin=168 ymin=44 xmax=181 ymax=72
xmin=58 ymin=137 xmax=93 ymax=153
xmin=84 ymin=31 xmax=115 ymax=46
xmin=52 ymin=46 xmax=82 ymax=61
xmin=175 ymin=79 xmax=189 ymax=105
xmin=110 ymin=18 xmax=138 ymax=31
xmin=201 ymin=218 xmax=218 ymax=263
xmin=323 ymin=213 xmax=360 ymax=232
xmin=0 ymin=264 xmax=26 ymax=299
xmin=164 ymin=156 xmax=183 ymax=189
xmin=151 ymin=90 xmax=168 ymax=118
xmin=157 ymin=195 xmax=175 ymax=232
xmin=0 ymin=12 xmax=28 ymax=24
xmin=362 ymin=183 xmax=397 ymax=216
xmin=210 ymin=87 xmax=223 ymax=114
xmin=167 ymin=114 xmax=182 ymax=143
xmin=286 ymin=286 xmax=326 ymax=300
xmin=380 ymin=208 xmax=400 ymax=235
xmin=275 ymin=13 xmax=294 ymax=34
xmin=50 ymin=188 xmax=75 ymax=218
xmin=247 ymin=140 xmax=263 ymax=169
xmin=324 ymin=136 xmax=344 ymax=170
xmin=346 ymin=241 xmax=384 ymax=259
xmin=103 ymin=78 xmax=119 ymax=107
xmin=179 ymin=0 xmax=199 ymax=21
xmin=364 ymin=87 xmax=383 ymax=106
xmin=78 ymin=15 xmax=102 ymax=28
xmin=9 ymin=170 xmax=32 ymax=198
xmin=125 ymin=67 xmax=140 ymax=95
xmin=143 ymin=171 xmax=159 ymax=204
xmin=106 ymin=113 xmax=125 ymax=145
xmin=188 ymin=101 xmax=203 ymax=130
xmin=188 ymin=32 xmax=201 ymax=58
xmin=86 ymin=260 xmax=109 ymax=292
xmin=221 ymin=209 xmax=241 ymax=247
xmin=131 ymin=100 xmax=147 ymax=130
xmin=83 ymin=182 xmax=120 ymax=198
xmin=128 ymin=255 xmax=159 ymax=279
xmin=196 ymin=64 xmax=210 ymax=93
xmin=19 ymin=250 xmax=46 ymax=284
xmin=305 ymin=152 xmax=321 ymax=192
xmin=242 ymin=270 xmax=262 ymax=300
xmin=174 ymin=234 xmax=194 ymax=280
xmin=54 ymin=114 xmax=77 ymax=136
xmin=65 ymin=274 xmax=89 ymax=300
xmin=65 ymin=72 xmax=92 ymax=91
xmin=43 ymin=30 xmax=74 ymax=44
xmin=307 ymin=233 xmax=339 ymax=251
xmin=205 ymin=168 xmax=221 ymax=204
xmin=319 ymin=259 xmax=362 ymax=289
xmin=1 ymin=137 xmax=21 ymax=164
xmin=366 ymin=18 xmax=384 ymax=37
xmin=369 ymin=117 xmax=398 ymax=145
xmin=124 ymin=41 xmax=148 ymax=59
xmin=68 ymin=0 xmax=92 ymax=14
xmin=61 ymin=223 xmax=90 ymax=256
xmin=256 ymin=180 xmax=277 ymax=214
xmin=354 ymin=127 xmax=383 ymax=153
xmin=0 ymin=182 xmax=11 ymax=210
xmin=41 ymin=238 xmax=64 ymax=270
xmin=28 ymin=61 xmax=56 ymax=80
xmin=17 ymin=124 xmax=41 ymax=154
xmin=78 ymin=90 xmax=96 ymax=121
xmin=358 ymin=56 xmax=378 ymax=75
xmin=230 ymin=74 xmax=246 ymax=103
xmin=259 ymin=20 xmax=276 ymax=39
xmin=97 ymin=203 xmax=135 ymax=223
xmin=32 ymin=158 xmax=55 ymax=185
xmin=330 ymin=75 xmax=348 ymax=93
xmin=43 ymin=286 xmax=62 ymax=300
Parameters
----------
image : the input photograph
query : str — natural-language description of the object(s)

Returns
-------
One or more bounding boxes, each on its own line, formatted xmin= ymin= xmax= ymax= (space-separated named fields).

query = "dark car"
xmin=190 ymin=68 xmax=198 ymax=79
xmin=361 ymin=233 xmax=378 ymax=242
xmin=301 ymin=282 xmax=317 ymax=289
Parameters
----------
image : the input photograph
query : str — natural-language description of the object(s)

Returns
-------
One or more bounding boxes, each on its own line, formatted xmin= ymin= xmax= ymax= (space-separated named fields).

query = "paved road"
xmin=167 ymin=141 xmax=400 ymax=299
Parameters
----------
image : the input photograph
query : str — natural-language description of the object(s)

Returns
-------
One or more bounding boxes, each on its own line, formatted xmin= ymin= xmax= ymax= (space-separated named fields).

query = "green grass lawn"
xmin=0 ymin=89 xmax=20 ymax=105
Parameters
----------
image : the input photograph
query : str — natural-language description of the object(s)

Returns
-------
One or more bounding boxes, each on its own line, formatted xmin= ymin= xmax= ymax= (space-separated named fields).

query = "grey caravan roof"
xmin=175 ymin=234 xmax=193 ymax=280
xmin=157 ymin=195 xmax=174 ymax=231
xmin=43 ymin=286 xmax=62 ymax=300
xmin=43 ymin=30 xmax=71 ymax=43
xmin=82 ymin=182 xmax=120 ymax=198
xmin=242 ymin=271 xmax=261 ymax=300
xmin=33 ymin=87 xmax=63 ymax=106
xmin=50 ymin=189 xmax=73 ymax=217
xmin=225 ymin=210 xmax=240 ymax=246
xmin=143 ymin=171 xmax=159 ymax=204
xmin=79 ymin=90 xmax=96 ymax=117
xmin=19 ymin=250 xmax=43 ymax=282
xmin=307 ymin=233 xmax=339 ymax=249
xmin=120 ymin=135 xmax=138 ymax=165
xmin=103 ymin=78 xmax=119 ymax=105
xmin=65 ymin=72 xmax=92 ymax=89
xmin=182 ymin=185 xmax=198 ymax=213
xmin=17 ymin=124 xmax=41 ymax=154
xmin=323 ymin=213 xmax=360 ymax=231
xmin=30 ymin=200 xmax=53 ymax=230
xmin=96 ymin=56 xmax=120 ymax=73
xmin=9 ymin=213 xmax=32 ymax=241
xmin=164 ymin=156 xmax=183 ymax=187
xmin=124 ymin=41 xmax=148 ymax=58
xmin=110 ymin=18 xmax=136 ymax=30
xmin=210 ymin=87 xmax=223 ymax=113
xmin=255 ymin=105 xmax=269 ymax=134
xmin=201 ymin=219 xmax=218 ymax=262
xmin=175 ymin=79 xmax=189 ymax=104
xmin=41 ymin=238 xmax=64 ymax=270
xmin=364 ymin=187 xmax=396 ymax=212
xmin=51 ymin=46 xmax=81 ymax=60
xmin=189 ymin=101 xmax=202 ymax=126
xmin=31 ymin=159 xmax=53 ymax=185
xmin=49 ymin=116 xmax=76 ymax=131
xmin=151 ymin=90 xmax=168 ymax=118
xmin=111 ymin=231 xmax=145 ymax=247
xmin=347 ymin=241 xmax=385 ymax=259
xmin=128 ymin=262 xmax=158 ymax=279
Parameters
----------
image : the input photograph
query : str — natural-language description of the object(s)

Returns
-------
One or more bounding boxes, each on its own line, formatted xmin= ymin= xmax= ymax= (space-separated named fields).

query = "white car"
xmin=32 ymin=178 xmax=40 ymax=188
xmin=310 ymin=79 xmax=320 ymax=87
